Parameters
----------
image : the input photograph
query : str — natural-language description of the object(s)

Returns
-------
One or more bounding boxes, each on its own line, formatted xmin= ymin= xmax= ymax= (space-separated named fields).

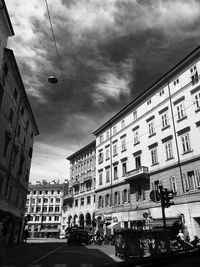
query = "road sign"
xmin=150 ymin=190 xmax=160 ymax=202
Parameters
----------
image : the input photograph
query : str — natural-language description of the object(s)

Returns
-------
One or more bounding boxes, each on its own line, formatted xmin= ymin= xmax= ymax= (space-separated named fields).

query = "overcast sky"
xmin=6 ymin=0 xmax=200 ymax=183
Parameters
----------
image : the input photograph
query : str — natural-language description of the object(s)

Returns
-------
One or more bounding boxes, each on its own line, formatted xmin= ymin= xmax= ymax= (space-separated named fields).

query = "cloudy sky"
xmin=6 ymin=0 xmax=200 ymax=183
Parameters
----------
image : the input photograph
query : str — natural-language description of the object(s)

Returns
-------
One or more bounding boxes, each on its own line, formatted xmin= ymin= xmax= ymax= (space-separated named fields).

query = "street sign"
xmin=150 ymin=190 xmax=160 ymax=202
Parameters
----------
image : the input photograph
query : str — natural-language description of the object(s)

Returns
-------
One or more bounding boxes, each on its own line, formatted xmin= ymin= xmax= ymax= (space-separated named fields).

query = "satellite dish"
xmin=48 ymin=75 xmax=58 ymax=83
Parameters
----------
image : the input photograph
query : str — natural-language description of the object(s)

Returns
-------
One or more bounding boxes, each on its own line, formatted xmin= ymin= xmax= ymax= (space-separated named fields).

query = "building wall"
xmin=62 ymin=141 xmax=96 ymax=232
xmin=25 ymin=183 xmax=65 ymax=237
xmin=94 ymin=47 xmax=200 ymax=238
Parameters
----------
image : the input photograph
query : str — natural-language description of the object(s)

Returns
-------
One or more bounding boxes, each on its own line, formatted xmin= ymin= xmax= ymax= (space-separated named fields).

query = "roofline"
xmin=1 ymin=0 xmax=14 ymax=36
xmin=5 ymin=48 xmax=39 ymax=136
xmin=67 ymin=140 xmax=96 ymax=160
xmin=93 ymin=44 xmax=200 ymax=136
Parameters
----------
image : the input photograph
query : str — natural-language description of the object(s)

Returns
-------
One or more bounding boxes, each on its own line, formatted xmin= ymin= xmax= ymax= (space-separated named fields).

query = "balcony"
xmin=70 ymin=178 xmax=80 ymax=187
xmin=84 ymin=176 xmax=92 ymax=183
xmin=125 ymin=166 xmax=149 ymax=182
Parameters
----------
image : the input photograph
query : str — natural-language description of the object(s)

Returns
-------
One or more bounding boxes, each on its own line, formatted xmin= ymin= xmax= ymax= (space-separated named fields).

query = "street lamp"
xmin=48 ymin=75 xmax=58 ymax=84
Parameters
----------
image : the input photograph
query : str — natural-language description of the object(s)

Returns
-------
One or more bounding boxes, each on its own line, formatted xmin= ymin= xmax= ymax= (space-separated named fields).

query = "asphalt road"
xmin=0 ymin=238 xmax=121 ymax=267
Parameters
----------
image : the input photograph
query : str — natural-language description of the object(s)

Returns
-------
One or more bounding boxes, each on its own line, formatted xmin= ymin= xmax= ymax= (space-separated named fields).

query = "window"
xmin=99 ymin=135 xmax=104 ymax=144
xmin=105 ymin=148 xmax=110 ymax=160
xmin=113 ymin=143 xmax=117 ymax=155
xmin=57 ymin=190 xmax=60 ymax=194
xmin=151 ymin=147 xmax=158 ymax=165
xmin=56 ymin=198 xmax=60 ymax=203
xmin=44 ymin=198 xmax=48 ymax=203
xmin=194 ymin=92 xmax=200 ymax=110
xmin=183 ymin=171 xmax=199 ymax=192
xmin=165 ymin=140 xmax=173 ymax=160
xmin=98 ymin=151 xmax=104 ymax=164
xmin=33 ymin=191 xmax=36 ymax=195
xmin=133 ymin=129 xmax=139 ymax=144
xmin=87 ymin=196 xmax=91 ymax=204
xmin=122 ymin=162 xmax=127 ymax=176
xmin=181 ymin=133 xmax=191 ymax=153
xmin=170 ymin=176 xmax=177 ymax=193
xmin=39 ymin=191 xmax=42 ymax=195
xmin=45 ymin=190 xmax=48 ymax=194
xmin=105 ymin=194 xmax=110 ymax=206
xmin=133 ymin=110 xmax=137 ymax=121
xmin=98 ymin=196 xmax=102 ymax=208
xmin=55 ymin=206 xmax=60 ymax=212
xmin=114 ymin=166 xmax=118 ymax=179
xmin=159 ymin=89 xmax=165 ymax=96
xmin=38 ymin=198 xmax=41 ymax=203
xmin=49 ymin=216 xmax=52 ymax=221
xmin=36 ymin=206 xmax=41 ymax=212
xmin=51 ymin=190 xmax=54 ymax=194
xmin=42 ymin=206 xmax=47 ymax=212
xmin=113 ymin=125 xmax=117 ymax=135
xmin=161 ymin=112 xmax=169 ymax=128
xmin=190 ymin=66 xmax=199 ymax=85
xmin=106 ymin=169 xmax=110 ymax=183
xmin=75 ymin=199 xmax=78 ymax=207
xmin=177 ymin=103 xmax=185 ymax=120
xmin=135 ymin=156 xmax=141 ymax=169
xmin=173 ymin=79 xmax=179 ymax=86
xmin=121 ymin=119 xmax=125 ymax=129
xmin=35 ymin=216 xmax=39 ymax=221
xmin=136 ymin=185 xmax=145 ymax=201
xmin=114 ymin=191 xmax=120 ymax=205
xmin=147 ymin=99 xmax=151 ymax=105
xmin=122 ymin=189 xmax=129 ymax=203
xmin=54 ymin=216 xmax=59 ymax=221
xmin=9 ymin=108 xmax=14 ymax=122
xmin=99 ymin=172 xmax=103 ymax=185
xmin=121 ymin=137 xmax=126 ymax=151
xmin=195 ymin=170 xmax=200 ymax=188
xmin=148 ymin=120 xmax=155 ymax=136
xmin=81 ymin=198 xmax=84 ymax=206
xmin=153 ymin=180 xmax=160 ymax=191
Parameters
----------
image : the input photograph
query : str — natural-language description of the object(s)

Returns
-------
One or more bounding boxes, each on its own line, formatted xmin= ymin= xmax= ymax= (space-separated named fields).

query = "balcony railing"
xmin=125 ymin=166 xmax=149 ymax=181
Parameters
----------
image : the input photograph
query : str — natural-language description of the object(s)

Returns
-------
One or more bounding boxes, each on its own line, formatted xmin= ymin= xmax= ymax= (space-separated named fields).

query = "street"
xmin=0 ymin=238 xmax=121 ymax=267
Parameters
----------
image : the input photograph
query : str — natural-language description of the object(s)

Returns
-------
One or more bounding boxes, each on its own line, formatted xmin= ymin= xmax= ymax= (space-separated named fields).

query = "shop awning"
xmin=106 ymin=222 xmax=120 ymax=229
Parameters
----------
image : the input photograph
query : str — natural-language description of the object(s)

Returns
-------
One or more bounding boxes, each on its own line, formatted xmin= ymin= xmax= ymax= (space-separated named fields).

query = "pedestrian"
xmin=23 ymin=229 xmax=29 ymax=243
xmin=191 ymin=235 xmax=200 ymax=248
xmin=177 ymin=230 xmax=184 ymax=248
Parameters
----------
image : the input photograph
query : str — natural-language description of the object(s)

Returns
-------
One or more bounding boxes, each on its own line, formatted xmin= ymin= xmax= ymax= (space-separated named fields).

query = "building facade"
xmin=62 ymin=141 xmax=96 ymax=233
xmin=0 ymin=48 xmax=39 ymax=247
xmin=93 ymin=46 xmax=200 ymax=238
xmin=0 ymin=0 xmax=14 ymax=68
xmin=25 ymin=181 xmax=66 ymax=238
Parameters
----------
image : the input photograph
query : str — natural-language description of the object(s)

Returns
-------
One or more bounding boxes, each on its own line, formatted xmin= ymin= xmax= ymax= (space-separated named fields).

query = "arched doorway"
xmin=85 ymin=213 xmax=91 ymax=226
xmin=73 ymin=214 xmax=78 ymax=227
xmin=79 ymin=214 xmax=84 ymax=229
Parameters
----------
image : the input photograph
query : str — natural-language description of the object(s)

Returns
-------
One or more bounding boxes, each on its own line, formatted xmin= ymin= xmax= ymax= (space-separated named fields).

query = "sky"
xmin=5 ymin=0 xmax=200 ymax=184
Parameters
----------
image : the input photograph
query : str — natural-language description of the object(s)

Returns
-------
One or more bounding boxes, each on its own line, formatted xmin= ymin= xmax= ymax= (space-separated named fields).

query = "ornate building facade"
xmin=94 ymin=45 xmax=200 ymax=238
xmin=62 ymin=141 xmax=96 ymax=233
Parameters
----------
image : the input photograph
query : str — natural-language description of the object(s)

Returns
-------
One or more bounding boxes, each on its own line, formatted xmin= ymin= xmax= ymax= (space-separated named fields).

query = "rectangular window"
xmin=49 ymin=216 xmax=52 ymax=221
xmin=99 ymin=172 xmax=103 ymax=185
xmin=81 ymin=198 xmax=84 ymax=206
xmin=55 ymin=206 xmax=60 ymax=212
xmin=121 ymin=138 xmax=126 ymax=151
xmin=135 ymin=156 xmax=141 ymax=169
xmin=194 ymin=92 xmax=200 ymax=110
xmin=114 ymin=166 xmax=118 ymax=179
xmin=165 ymin=140 xmax=173 ymax=160
xmin=151 ymin=147 xmax=158 ymax=165
xmin=106 ymin=169 xmax=110 ymax=183
xmin=190 ymin=66 xmax=199 ymax=85
xmin=105 ymin=148 xmax=110 ymax=160
xmin=113 ymin=143 xmax=117 ymax=155
xmin=121 ymin=119 xmax=125 ymax=129
xmin=75 ymin=199 xmax=78 ymax=207
xmin=133 ymin=129 xmax=139 ymax=144
xmin=177 ymin=103 xmax=185 ymax=120
xmin=106 ymin=130 xmax=109 ymax=139
xmin=113 ymin=125 xmax=117 ymax=135
xmin=35 ymin=216 xmax=39 ymax=221
xmin=54 ymin=216 xmax=59 ymax=221
xmin=133 ymin=110 xmax=137 ymax=121
xmin=49 ymin=206 xmax=53 ymax=212
xmin=42 ymin=216 xmax=46 ymax=221
xmin=99 ymin=135 xmax=104 ymax=144
xmin=161 ymin=112 xmax=169 ymax=128
xmin=148 ymin=120 xmax=155 ymax=136
xmin=170 ymin=176 xmax=177 ymax=193
xmin=122 ymin=162 xmax=127 ymax=176
xmin=181 ymin=133 xmax=191 ymax=153
xmin=98 ymin=152 xmax=104 ymax=164
xmin=87 ymin=196 xmax=91 ymax=204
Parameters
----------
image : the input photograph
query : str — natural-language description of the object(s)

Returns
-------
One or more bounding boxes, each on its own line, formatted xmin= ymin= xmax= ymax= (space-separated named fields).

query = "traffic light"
xmin=163 ymin=189 xmax=174 ymax=208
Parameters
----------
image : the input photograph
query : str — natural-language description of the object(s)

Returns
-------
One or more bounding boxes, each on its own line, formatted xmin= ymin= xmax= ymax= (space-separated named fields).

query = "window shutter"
xmin=122 ymin=190 xmax=124 ymax=203
xmin=182 ymin=173 xmax=189 ymax=192
xmin=102 ymin=196 xmax=104 ymax=207
xmin=142 ymin=189 xmax=145 ymax=200
xmin=195 ymin=170 xmax=200 ymax=188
